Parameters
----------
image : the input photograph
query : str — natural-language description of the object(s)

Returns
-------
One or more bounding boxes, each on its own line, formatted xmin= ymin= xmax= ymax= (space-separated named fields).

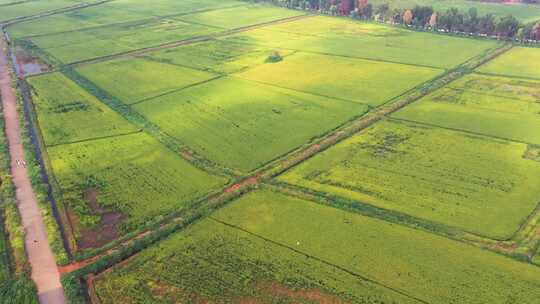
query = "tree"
xmin=403 ymin=9 xmax=413 ymax=25
xmin=358 ymin=0 xmax=368 ymax=9
xmin=496 ymin=15 xmax=519 ymax=38
xmin=429 ymin=12 xmax=437 ymax=27
xmin=375 ymin=3 xmax=390 ymax=21
xmin=533 ymin=22 xmax=540 ymax=40
xmin=411 ymin=5 xmax=433 ymax=26
xmin=478 ymin=14 xmax=496 ymax=35
xmin=464 ymin=7 xmax=479 ymax=32
xmin=358 ymin=3 xmax=373 ymax=19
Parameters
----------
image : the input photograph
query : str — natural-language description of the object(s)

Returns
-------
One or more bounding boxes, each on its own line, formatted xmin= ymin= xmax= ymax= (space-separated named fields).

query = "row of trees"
xmin=263 ymin=0 xmax=540 ymax=41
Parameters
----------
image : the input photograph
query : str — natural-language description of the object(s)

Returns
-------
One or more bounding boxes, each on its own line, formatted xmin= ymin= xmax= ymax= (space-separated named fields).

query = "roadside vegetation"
xmin=0 ymin=78 xmax=38 ymax=304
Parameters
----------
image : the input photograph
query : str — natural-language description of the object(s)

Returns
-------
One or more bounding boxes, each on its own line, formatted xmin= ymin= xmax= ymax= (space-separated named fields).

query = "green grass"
xmin=7 ymin=0 xmax=243 ymax=38
xmin=76 ymin=57 xmax=218 ymax=104
xmin=0 ymin=0 xmax=82 ymax=22
xmin=478 ymin=47 xmax=540 ymax=80
xmin=237 ymin=51 xmax=443 ymax=106
xmin=279 ymin=119 xmax=540 ymax=239
xmin=534 ymin=248 xmax=540 ymax=265
xmin=176 ymin=4 xmax=303 ymax=29
xmin=95 ymin=189 xmax=540 ymax=304
xmin=223 ymin=15 xmax=499 ymax=69
xmin=48 ymin=132 xmax=227 ymax=235
xmin=0 ymin=220 xmax=9 ymax=284
xmin=392 ymin=73 xmax=540 ymax=144
xmin=27 ymin=72 xmax=138 ymax=146
xmin=369 ymin=0 xmax=540 ymax=23
xmin=132 ymin=77 xmax=368 ymax=173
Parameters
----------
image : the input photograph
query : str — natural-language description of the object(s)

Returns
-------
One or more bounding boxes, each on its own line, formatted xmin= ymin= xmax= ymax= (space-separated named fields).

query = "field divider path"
xmin=208 ymin=217 xmax=431 ymax=304
xmin=0 ymin=36 xmax=67 ymax=303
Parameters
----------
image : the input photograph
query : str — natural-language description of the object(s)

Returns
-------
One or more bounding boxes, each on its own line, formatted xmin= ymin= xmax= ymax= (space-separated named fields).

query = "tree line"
xmin=256 ymin=0 xmax=540 ymax=42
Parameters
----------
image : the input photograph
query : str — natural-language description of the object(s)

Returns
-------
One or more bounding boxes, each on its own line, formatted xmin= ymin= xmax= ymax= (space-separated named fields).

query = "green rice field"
xmin=478 ymin=47 xmax=540 ymax=80
xmin=132 ymin=77 xmax=369 ymax=172
xmin=94 ymin=189 xmax=540 ymax=304
xmin=146 ymin=39 xmax=295 ymax=75
xmin=7 ymin=0 xmax=244 ymax=37
xmin=76 ymin=57 xmax=218 ymax=104
xmin=48 ymin=132 xmax=226 ymax=244
xmin=27 ymin=72 xmax=138 ymax=146
xmin=279 ymin=119 xmax=540 ymax=239
xmin=237 ymin=51 xmax=443 ymax=106
xmin=0 ymin=0 xmax=82 ymax=22
xmin=223 ymin=15 xmax=500 ymax=68
xmin=3 ymin=0 xmax=540 ymax=302
xmin=392 ymin=73 xmax=540 ymax=144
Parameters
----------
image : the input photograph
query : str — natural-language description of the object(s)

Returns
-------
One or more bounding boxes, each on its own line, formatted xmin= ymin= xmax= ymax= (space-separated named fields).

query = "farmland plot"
xmin=95 ymin=190 xmax=540 ymax=304
xmin=146 ymin=39 xmax=295 ymax=75
xmin=133 ymin=77 xmax=369 ymax=172
xmin=223 ymin=15 xmax=499 ymax=68
xmin=176 ymin=4 xmax=303 ymax=29
xmin=237 ymin=51 xmax=442 ymax=106
xmin=27 ymin=18 xmax=220 ymax=64
xmin=27 ymin=72 xmax=138 ymax=146
xmin=478 ymin=47 xmax=540 ymax=80
xmin=0 ymin=0 xmax=82 ymax=22
xmin=93 ymin=196 xmax=419 ymax=304
xmin=76 ymin=57 xmax=218 ymax=104
xmin=8 ymin=0 xmax=244 ymax=38
xmin=393 ymin=73 xmax=540 ymax=144
xmin=14 ymin=3 xmax=303 ymax=65
xmin=279 ymin=119 xmax=540 ymax=239
xmin=48 ymin=132 xmax=227 ymax=247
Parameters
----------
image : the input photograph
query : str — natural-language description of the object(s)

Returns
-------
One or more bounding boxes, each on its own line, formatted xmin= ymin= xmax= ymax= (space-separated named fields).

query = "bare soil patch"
xmin=72 ymin=188 xmax=125 ymax=250
xmin=14 ymin=46 xmax=50 ymax=77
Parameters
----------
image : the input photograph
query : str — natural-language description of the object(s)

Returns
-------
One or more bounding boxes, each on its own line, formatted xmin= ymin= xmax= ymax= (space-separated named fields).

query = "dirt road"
xmin=0 ymin=37 xmax=67 ymax=303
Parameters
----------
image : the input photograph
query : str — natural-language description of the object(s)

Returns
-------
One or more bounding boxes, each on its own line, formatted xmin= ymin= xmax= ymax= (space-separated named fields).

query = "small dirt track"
xmin=0 ymin=37 xmax=67 ymax=303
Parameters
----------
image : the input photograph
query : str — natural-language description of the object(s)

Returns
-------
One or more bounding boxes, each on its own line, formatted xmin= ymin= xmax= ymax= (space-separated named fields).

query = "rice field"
xmin=5 ymin=0 xmax=540 ymax=302
xmin=76 ymin=57 xmax=218 ymax=105
xmin=279 ymin=119 xmax=540 ymax=239
xmin=176 ymin=4 xmax=303 ymax=29
xmin=392 ymin=73 xmax=540 ymax=144
xmin=94 ymin=189 xmax=540 ymax=304
xmin=223 ymin=15 xmax=500 ymax=69
xmin=48 ymin=132 xmax=227 ymax=244
xmin=146 ymin=39 xmax=295 ymax=75
xmin=27 ymin=72 xmax=138 ymax=146
xmin=7 ymin=0 xmax=244 ymax=37
xmin=132 ymin=77 xmax=369 ymax=173
xmin=478 ymin=47 xmax=540 ymax=80
xmin=237 ymin=51 xmax=443 ymax=106
xmin=0 ymin=0 xmax=82 ymax=22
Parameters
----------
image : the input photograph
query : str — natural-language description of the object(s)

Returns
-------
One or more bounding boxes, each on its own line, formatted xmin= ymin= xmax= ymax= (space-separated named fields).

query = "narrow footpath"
xmin=0 ymin=37 xmax=67 ymax=303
